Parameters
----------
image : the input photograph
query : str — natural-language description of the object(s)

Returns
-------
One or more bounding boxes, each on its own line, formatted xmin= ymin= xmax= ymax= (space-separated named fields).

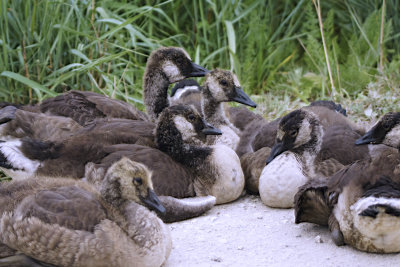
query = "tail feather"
xmin=158 ymin=196 xmax=216 ymax=223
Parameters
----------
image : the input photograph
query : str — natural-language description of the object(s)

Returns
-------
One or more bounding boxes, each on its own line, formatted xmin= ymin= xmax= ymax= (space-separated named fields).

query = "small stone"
xmin=257 ymin=216 xmax=263 ymax=219
xmin=314 ymin=235 xmax=323 ymax=243
xmin=295 ymin=234 xmax=302 ymax=238
xmin=237 ymin=246 xmax=244 ymax=250
xmin=211 ymin=257 xmax=222 ymax=262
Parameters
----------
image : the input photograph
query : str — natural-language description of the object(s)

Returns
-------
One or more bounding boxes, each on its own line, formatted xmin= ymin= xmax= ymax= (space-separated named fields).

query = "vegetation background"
xmin=0 ymin=0 xmax=399 ymax=120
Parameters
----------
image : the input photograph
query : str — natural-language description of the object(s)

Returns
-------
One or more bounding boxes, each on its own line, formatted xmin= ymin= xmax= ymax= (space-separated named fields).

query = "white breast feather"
xmin=210 ymin=145 xmax=244 ymax=204
xmin=259 ymin=152 xmax=307 ymax=208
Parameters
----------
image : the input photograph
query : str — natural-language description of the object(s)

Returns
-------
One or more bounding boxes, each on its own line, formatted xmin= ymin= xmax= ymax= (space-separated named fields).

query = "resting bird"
xmin=0 ymin=157 xmax=172 ymax=267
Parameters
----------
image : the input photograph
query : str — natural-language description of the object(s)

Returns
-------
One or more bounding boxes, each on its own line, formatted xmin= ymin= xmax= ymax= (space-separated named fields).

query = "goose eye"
xmin=133 ymin=177 xmax=143 ymax=185
xmin=219 ymin=79 xmax=227 ymax=86
xmin=188 ymin=114 xmax=195 ymax=121
xmin=289 ymin=130 xmax=298 ymax=137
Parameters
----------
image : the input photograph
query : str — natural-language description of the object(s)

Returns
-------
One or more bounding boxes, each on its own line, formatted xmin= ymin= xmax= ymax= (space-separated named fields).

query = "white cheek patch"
xmin=276 ymin=129 xmax=284 ymax=140
xmin=0 ymin=140 xmax=40 ymax=174
xmin=163 ymin=61 xmax=184 ymax=83
xmin=232 ymin=74 xmax=241 ymax=87
xmin=172 ymin=86 xmax=200 ymax=100
xmin=294 ymin=119 xmax=312 ymax=147
xmin=384 ymin=125 xmax=400 ymax=148
xmin=173 ymin=116 xmax=196 ymax=141
xmin=206 ymin=77 xmax=226 ymax=100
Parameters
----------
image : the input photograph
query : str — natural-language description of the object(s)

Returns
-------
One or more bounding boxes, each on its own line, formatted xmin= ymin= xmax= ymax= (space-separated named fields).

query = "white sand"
xmin=165 ymin=195 xmax=400 ymax=267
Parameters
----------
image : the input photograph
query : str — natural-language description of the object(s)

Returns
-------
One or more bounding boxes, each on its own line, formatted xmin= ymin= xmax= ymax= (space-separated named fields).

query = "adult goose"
xmin=39 ymin=47 xmax=209 ymax=125
xmin=258 ymin=106 xmax=368 ymax=208
xmin=0 ymin=105 xmax=242 ymax=209
xmin=0 ymin=157 xmax=172 ymax=267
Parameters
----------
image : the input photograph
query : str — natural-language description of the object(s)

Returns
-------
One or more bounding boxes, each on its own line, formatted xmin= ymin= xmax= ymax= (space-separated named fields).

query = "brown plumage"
xmin=240 ymin=146 xmax=271 ymax=194
xmin=143 ymin=47 xmax=208 ymax=121
xmin=0 ymin=157 xmax=172 ymax=267
xmin=227 ymin=106 xmax=263 ymax=132
xmin=0 ymin=105 xmax=239 ymax=220
xmin=40 ymin=90 xmax=149 ymax=126
xmin=0 ymin=106 xmax=82 ymax=142
xmin=295 ymin=112 xmax=400 ymax=252
xmin=0 ymin=105 xmax=157 ymax=148
xmin=169 ymin=69 xmax=256 ymax=150
xmin=37 ymin=47 xmax=208 ymax=125
xmin=243 ymin=104 xmax=365 ymax=198
xmin=237 ymin=100 xmax=358 ymax=157
xmin=259 ymin=105 xmax=368 ymax=208
xmin=295 ymin=148 xmax=400 ymax=252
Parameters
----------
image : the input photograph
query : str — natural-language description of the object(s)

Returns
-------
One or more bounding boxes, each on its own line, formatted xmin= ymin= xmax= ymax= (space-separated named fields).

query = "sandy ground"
xmin=164 ymin=194 xmax=400 ymax=267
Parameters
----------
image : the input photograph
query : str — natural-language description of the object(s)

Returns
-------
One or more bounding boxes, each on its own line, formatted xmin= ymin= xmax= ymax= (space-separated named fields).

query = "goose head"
xmin=266 ymin=109 xmax=322 ymax=164
xmin=146 ymin=47 xmax=209 ymax=84
xmin=356 ymin=112 xmax=400 ymax=148
xmin=156 ymin=104 xmax=221 ymax=147
xmin=203 ymin=69 xmax=256 ymax=107
xmin=100 ymin=157 xmax=166 ymax=215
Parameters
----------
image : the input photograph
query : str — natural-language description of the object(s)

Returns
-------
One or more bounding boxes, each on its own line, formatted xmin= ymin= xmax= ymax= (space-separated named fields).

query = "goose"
xmin=169 ymin=76 xmax=258 ymax=134
xmin=170 ymin=69 xmax=256 ymax=150
xmin=237 ymin=100 xmax=352 ymax=157
xmin=39 ymin=47 xmax=209 ymax=125
xmin=294 ymin=147 xmax=400 ymax=252
xmin=0 ymin=105 xmax=243 ymax=207
xmin=200 ymin=69 xmax=256 ymax=150
xmin=355 ymin=112 xmax=400 ymax=148
xmin=169 ymin=79 xmax=202 ymax=113
xmin=0 ymin=70 xmax=251 ymax=149
xmin=0 ymin=157 xmax=172 ymax=267
xmin=237 ymin=101 xmax=358 ymax=195
xmin=0 ymin=104 xmax=158 ymax=149
xmin=258 ymin=106 xmax=368 ymax=208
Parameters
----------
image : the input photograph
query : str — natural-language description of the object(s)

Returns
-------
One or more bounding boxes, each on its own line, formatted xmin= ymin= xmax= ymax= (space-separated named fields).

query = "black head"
xmin=170 ymin=79 xmax=201 ymax=97
xmin=355 ymin=112 xmax=400 ymax=148
xmin=203 ymin=69 xmax=256 ymax=108
xmin=147 ymin=47 xmax=209 ymax=83
xmin=266 ymin=109 xmax=319 ymax=164
xmin=156 ymin=104 xmax=221 ymax=147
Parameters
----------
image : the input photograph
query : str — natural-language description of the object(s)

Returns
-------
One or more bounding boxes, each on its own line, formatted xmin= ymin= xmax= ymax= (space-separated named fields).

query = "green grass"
xmin=0 ymin=0 xmax=399 ymax=107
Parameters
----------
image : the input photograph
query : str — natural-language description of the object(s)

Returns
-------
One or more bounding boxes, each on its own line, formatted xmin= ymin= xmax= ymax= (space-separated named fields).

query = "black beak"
xmin=0 ymin=105 xmax=17 ymax=124
xmin=202 ymin=122 xmax=222 ymax=135
xmin=140 ymin=188 xmax=166 ymax=215
xmin=231 ymin=87 xmax=257 ymax=108
xmin=355 ymin=129 xmax=379 ymax=145
xmin=189 ymin=62 xmax=209 ymax=77
xmin=266 ymin=142 xmax=286 ymax=164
